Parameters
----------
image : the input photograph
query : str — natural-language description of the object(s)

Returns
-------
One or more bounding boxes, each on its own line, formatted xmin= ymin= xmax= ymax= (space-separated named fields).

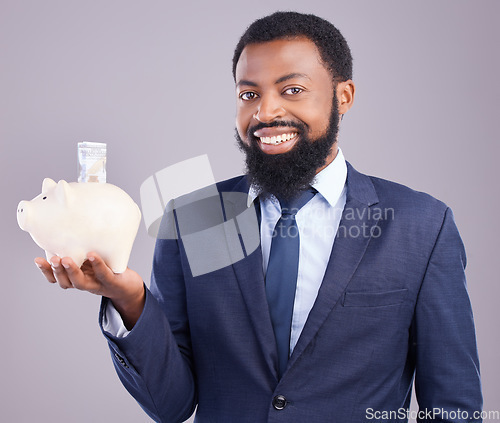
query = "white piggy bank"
xmin=17 ymin=178 xmax=142 ymax=273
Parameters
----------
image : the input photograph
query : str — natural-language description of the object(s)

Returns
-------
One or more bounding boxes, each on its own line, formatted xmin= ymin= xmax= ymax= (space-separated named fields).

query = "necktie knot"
xmin=278 ymin=187 xmax=317 ymax=217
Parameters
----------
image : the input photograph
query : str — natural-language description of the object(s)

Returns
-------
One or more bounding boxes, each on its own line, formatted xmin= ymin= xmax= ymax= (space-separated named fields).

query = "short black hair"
xmin=232 ymin=11 xmax=353 ymax=82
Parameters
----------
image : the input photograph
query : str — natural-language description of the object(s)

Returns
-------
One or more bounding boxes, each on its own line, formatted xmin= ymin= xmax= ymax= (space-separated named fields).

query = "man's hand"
xmin=34 ymin=252 xmax=145 ymax=330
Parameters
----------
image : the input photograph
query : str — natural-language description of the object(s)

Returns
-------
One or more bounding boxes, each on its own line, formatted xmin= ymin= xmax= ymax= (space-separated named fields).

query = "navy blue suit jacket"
xmin=101 ymin=163 xmax=482 ymax=422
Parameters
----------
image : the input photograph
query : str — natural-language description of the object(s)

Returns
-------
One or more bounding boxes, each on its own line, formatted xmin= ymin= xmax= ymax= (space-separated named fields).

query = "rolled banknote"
xmin=78 ymin=141 xmax=107 ymax=183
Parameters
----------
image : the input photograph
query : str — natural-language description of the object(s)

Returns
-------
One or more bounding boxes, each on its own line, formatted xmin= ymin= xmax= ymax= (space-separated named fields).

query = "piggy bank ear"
xmin=42 ymin=178 xmax=57 ymax=193
xmin=55 ymin=180 xmax=74 ymax=205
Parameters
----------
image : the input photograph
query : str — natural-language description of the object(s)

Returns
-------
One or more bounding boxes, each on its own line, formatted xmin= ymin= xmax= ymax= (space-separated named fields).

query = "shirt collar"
xmin=247 ymin=147 xmax=347 ymax=207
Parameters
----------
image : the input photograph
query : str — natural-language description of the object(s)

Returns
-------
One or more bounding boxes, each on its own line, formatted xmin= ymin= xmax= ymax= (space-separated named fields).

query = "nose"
xmin=253 ymin=94 xmax=285 ymax=123
xmin=17 ymin=200 xmax=27 ymax=230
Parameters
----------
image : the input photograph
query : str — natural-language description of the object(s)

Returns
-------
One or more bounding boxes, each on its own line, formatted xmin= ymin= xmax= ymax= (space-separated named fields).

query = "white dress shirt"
xmin=249 ymin=148 xmax=347 ymax=353
xmin=104 ymin=149 xmax=347 ymax=344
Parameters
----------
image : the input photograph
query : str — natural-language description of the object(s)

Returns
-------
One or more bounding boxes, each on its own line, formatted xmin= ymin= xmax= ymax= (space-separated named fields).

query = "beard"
xmin=236 ymin=95 xmax=340 ymax=201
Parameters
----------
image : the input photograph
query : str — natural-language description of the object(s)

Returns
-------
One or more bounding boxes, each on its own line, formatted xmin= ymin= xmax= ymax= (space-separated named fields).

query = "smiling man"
xmin=234 ymin=34 xmax=351 ymax=201
xmin=36 ymin=11 xmax=482 ymax=423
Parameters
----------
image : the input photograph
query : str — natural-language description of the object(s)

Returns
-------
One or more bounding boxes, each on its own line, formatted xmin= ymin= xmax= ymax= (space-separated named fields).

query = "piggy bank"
xmin=17 ymin=178 xmax=142 ymax=273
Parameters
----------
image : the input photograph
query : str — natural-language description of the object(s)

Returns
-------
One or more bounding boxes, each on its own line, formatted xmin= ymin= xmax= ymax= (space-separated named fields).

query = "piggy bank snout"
xmin=17 ymin=200 xmax=29 ymax=230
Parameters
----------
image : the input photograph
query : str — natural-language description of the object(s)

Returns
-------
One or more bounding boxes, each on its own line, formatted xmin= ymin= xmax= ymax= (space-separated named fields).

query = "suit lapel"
xmin=287 ymin=163 xmax=380 ymax=371
xmin=219 ymin=167 xmax=381 ymax=378
xmin=221 ymin=178 xmax=278 ymax=377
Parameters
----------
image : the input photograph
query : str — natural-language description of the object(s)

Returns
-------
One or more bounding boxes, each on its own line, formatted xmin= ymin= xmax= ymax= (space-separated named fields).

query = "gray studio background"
xmin=1 ymin=0 xmax=498 ymax=422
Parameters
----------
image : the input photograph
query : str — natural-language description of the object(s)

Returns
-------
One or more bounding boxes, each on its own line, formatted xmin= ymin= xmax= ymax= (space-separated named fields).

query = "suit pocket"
xmin=342 ymin=288 xmax=408 ymax=307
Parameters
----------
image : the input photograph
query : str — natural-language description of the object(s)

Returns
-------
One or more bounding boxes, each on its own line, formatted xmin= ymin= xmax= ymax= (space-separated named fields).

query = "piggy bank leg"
xmin=71 ymin=250 xmax=88 ymax=269
xmin=45 ymin=250 xmax=56 ymax=261
xmin=57 ymin=249 xmax=87 ymax=269
xmin=105 ymin=253 xmax=129 ymax=274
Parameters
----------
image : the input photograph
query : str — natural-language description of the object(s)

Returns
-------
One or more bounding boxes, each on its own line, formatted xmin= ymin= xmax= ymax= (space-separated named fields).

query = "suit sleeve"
xmin=413 ymin=207 xmax=482 ymax=422
xmin=99 ymin=209 xmax=197 ymax=423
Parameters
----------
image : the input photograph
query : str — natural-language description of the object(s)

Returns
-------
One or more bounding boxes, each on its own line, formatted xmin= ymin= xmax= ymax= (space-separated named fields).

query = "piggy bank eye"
xmin=43 ymin=196 xmax=47 ymax=200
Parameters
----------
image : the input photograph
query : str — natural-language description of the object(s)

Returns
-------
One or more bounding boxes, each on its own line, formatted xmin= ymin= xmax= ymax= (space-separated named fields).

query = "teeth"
xmin=258 ymin=132 xmax=297 ymax=145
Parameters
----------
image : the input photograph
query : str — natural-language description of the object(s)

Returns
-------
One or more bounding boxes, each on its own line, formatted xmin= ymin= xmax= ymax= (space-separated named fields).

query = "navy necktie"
xmin=265 ymin=187 xmax=317 ymax=377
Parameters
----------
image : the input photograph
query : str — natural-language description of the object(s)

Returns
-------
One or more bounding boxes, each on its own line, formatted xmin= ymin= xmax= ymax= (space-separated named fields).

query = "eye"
xmin=42 ymin=196 xmax=47 ymax=200
xmin=283 ymin=87 xmax=303 ymax=95
xmin=239 ymin=91 xmax=258 ymax=101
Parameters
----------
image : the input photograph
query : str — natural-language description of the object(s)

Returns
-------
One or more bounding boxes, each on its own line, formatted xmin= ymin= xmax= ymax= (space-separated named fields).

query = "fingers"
xmin=34 ymin=257 xmax=56 ymax=284
xmin=34 ymin=252 xmax=122 ymax=296
xmin=86 ymin=252 xmax=115 ymax=283
xmin=35 ymin=256 xmax=76 ymax=290
xmin=49 ymin=256 xmax=75 ymax=289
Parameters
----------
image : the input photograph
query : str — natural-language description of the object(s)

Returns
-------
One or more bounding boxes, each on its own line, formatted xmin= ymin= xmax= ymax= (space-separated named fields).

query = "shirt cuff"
xmin=102 ymin=299 xmax=131 ymax=338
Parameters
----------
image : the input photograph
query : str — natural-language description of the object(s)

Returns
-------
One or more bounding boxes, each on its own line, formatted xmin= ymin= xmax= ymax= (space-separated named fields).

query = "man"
xmin=36 ymin=11 xmax=482 ymax=422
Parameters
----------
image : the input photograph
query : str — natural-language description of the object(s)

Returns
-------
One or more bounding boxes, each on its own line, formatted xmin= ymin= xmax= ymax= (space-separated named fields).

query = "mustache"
xmin=248 ymin=120 xmax=307 ymax=138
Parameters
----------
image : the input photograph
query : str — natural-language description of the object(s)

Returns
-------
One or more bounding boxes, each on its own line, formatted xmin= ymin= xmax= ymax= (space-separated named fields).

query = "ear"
xmin=55 ymin=180 xmax=74 ymax=205
xmin=336 ymin=79 xmax=355 ymax=116
xmin=42 ymin=178 xmax=57 ymax=193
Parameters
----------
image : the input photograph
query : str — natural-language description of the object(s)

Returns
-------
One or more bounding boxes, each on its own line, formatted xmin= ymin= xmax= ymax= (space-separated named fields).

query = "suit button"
xmin=272 ymin=395 xmax=287 ymax=410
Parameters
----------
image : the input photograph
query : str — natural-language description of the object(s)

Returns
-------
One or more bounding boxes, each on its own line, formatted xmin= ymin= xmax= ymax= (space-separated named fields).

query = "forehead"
xmin=235 ymin=38 xmax=329 ymax=83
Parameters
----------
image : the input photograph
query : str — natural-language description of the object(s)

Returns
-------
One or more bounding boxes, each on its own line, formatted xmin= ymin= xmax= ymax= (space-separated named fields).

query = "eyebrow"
xmin=236 ymin=79 xmax=258 ymax=88
xmin=275 ymin=73 xmax=311 ymax=84
xmin=236 ymin=73 xmax=311 ymax=88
